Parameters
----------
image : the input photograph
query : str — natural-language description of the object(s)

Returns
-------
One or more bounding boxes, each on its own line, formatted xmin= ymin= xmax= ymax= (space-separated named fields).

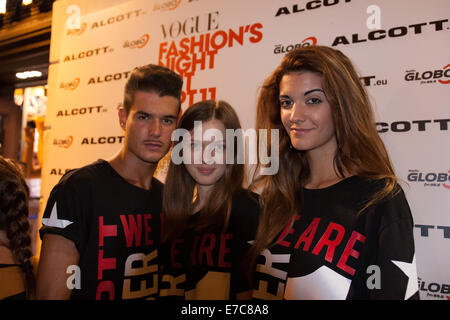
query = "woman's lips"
xmin=196 ymin=166 xmax=215 ymax=175
xmin=291 ymin=128 xmax=313 ymax=136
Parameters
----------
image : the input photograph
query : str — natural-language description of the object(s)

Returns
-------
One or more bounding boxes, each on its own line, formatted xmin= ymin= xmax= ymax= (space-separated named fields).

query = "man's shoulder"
xmin=57 ymin=159 xmax=111 ymax=188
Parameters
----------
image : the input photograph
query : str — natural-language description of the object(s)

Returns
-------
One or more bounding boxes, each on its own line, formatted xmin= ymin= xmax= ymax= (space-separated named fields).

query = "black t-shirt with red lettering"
xmin=159 ymin=189 xmax=260 ymax=300
xmin=252 ymin=176 xmax=419 ymax=300
xmin=39 ymin=159 xmax=163 ymax=300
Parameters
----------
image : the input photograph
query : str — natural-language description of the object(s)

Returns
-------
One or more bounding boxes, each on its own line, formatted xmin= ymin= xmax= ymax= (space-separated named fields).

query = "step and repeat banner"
xmin=39 ymin=0 xmax=449 ymax=300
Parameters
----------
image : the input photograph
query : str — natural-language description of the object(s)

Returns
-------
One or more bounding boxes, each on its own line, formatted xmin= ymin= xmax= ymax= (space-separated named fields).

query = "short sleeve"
xmin=368 ymin=189 xmax=419 ymax=300
xmin=39 ymin=170 xmax=92 ymax=254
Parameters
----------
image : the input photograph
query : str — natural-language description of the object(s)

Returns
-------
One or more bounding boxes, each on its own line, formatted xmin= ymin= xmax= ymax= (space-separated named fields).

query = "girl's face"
xmin=184 ymin=118 xmax=227 ymax=189
xmin=279 ymin=71 xmax=337 ymax=156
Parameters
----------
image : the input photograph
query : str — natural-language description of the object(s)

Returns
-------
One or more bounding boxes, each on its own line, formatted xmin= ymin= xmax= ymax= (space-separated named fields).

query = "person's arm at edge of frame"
xmin=36 ymin=234 xmax=80 ymax=300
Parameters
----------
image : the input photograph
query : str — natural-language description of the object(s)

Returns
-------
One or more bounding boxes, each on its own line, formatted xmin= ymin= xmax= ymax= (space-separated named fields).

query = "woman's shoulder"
xmin=232 ymin=188 xmax=261 ymax=211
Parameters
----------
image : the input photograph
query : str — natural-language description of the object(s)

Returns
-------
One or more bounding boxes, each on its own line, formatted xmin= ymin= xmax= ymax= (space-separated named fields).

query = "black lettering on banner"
xmin=275 ymin=0 xmax=352 ymax=17
xmin=332 ymin=19 xmax=449 ymax=46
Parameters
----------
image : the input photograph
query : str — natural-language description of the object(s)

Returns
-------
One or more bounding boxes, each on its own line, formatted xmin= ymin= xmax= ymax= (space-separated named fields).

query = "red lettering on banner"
xmin=158 ymin=22 xmax=264 ymax=105
xmin=120 ymin=214 xmax=142 ymax=247
xmin=277 ymin=215 xmax=301 ymax=247
xmin=98 ymin=249 xmax=116 ymax=280
xmin=218 ymin=233 xmax=232 ymax=268
xmin=96 ymin=281 xmax=115 ymax=300
xmin=294 ymin=217 xmax=320 ymax=251
xmin=337 ymin=231 xmax=366 ymax=276
xmin=311 ymin=222 xmax=345 ymax=263
xmin=98 ymin=216 xmax=117 ymax=247
xmin=198 ymin=234 xmax=216 ymax=266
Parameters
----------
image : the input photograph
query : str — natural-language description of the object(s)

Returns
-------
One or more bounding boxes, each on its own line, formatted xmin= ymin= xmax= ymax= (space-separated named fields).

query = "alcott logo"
xmin=274 ymin=37 xmax=317 ymax=54
xmin=275 ymin=0 xmax=352 ymax=16
xmin=63 ymin=46 xmax=113 ymax=63
xmin=91 ymin=9 xmax=146 ymax=30
xmin=407 ymin=169 xmax=450 ymax=189
xmin=50 ymin=168 xmax=71 ymax=176
xmin=88 ymin=71 xmax=131 ymax=85
xmin=153 ymin=0 xmax=182 ymax=11
xmin=56 ymin=106 xmax=105 ymax=117
xmin=405 ymin=64 xmax=450 ymax=85
xmin=376 ymin=119 xmax=450 ymax=133
xmin=53 ymin=136 xmax=74 ymax=149
xmin=60 ymin=78 xmax=80 ymax=90
xmin=123 ymin=34 xmax=150 ymax=49
xmin=81 ymin=136 xmax=124 ymax=145
xmin=360 ymin=75 xmax=387 ymax=87
xmin=332 ymin=19 xmax=448 ymax=46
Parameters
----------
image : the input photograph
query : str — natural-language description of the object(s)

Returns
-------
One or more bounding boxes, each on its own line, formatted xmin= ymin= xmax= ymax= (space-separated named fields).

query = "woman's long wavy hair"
xmin=0 ymin=156 xmax=36 ymax=299
xmin=162 ymin=100 xmax=244 ymax=241
xmin=250 ymin=45 xmax=399 ymax=264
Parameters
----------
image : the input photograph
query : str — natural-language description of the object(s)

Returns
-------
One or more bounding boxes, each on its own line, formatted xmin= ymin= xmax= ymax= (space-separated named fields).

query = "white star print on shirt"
xmin=392 ymin=254 xmax=419 ymax=300
xmin=41 ymin=202 xmax=74 ymax=229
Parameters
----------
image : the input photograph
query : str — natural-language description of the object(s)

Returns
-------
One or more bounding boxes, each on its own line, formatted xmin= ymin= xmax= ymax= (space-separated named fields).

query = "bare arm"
xmin=36 ymin=234 xmax=80 ymax=300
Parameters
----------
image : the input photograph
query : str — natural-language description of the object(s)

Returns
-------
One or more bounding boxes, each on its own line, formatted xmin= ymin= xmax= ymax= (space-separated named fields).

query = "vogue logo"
xmin=405 ymin=64 xmax=450 ymax=85
xmin=81 ymin=136 xmax=124 ymax=145
xmin=275 ymin=0 xmax=352 ymax=17
xmin=60 ymin=78 xmax=80 ymax=90
xmin=53 ymin=136 xmax=74 ymax=149
xmin=407 ymin=169 xmax=450 ymax=189
xmin=332 ymin=19 xmax=448 ymax=46
xmin=87 ymin=71 xmax=131 ymax=85
xmin=376 ymin=119 xmax=450 ymax=133
xmin=160 ymin=11 xmax=219 ymax=39
xmin=56 ymin=106 xmax=105 ymax=117
xmin=123 ymin=34 xmax=150 ymax=49
xmin=274 ymin=37 xmax=317 ymax=54
xmin=63 ymin=46 xmax=113 ymax=63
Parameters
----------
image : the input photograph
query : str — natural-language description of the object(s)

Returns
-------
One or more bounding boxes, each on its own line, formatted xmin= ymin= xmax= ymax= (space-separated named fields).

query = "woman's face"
xmin=279 ymin=71 xmax=337 ymax=156
xmin=184 ymin=118 xmax=227 ymax=189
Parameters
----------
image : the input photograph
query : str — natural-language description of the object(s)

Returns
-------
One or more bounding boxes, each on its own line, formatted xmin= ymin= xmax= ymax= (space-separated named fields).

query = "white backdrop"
xmin=39 ymin=0 xmax=450 ymax=300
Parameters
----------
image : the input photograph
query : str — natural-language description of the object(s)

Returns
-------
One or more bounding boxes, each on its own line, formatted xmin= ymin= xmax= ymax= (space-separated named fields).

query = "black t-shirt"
xmin=159 ymin=189 xmax=260 ymax=300
xmin=40 ymin=159 xmax=163 ymax=300
xmin=252 ymin=176 xmax=419 ymax=300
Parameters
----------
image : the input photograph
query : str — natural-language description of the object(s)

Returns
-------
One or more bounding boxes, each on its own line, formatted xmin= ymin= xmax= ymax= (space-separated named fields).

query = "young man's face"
xmin=120 ymin=90 xmax=179 ymax=165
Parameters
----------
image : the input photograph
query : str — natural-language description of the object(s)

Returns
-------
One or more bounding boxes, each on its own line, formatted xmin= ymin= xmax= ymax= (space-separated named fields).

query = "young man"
xmin=37 ymin=65 xmax=183 ymax=300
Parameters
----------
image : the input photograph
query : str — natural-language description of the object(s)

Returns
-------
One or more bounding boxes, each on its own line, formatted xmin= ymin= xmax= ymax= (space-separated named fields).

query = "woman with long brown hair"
xmin=0 ymin=156 xmax=36 ymax=299
xmin=250 ymin=45 xmax=418 ymax=300
xmin=160 ymin=100 xmax=259 ymax=300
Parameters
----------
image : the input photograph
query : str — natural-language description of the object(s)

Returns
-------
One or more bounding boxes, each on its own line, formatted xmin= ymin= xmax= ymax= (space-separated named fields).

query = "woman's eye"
xmin=279 ymin=99 xmax=293 ymax=109
xmin=307 ymin=97 xmax=322 ymax=105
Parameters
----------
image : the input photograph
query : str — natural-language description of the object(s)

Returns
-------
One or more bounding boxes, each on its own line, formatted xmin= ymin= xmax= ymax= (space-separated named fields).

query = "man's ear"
xmin=118 ymin=107 xmax=127 ymax=130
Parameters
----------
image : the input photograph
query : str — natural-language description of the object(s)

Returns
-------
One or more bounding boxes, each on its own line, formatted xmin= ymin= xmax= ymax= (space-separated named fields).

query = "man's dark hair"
xmin=123 ymin=64 xmax=183 ymax=114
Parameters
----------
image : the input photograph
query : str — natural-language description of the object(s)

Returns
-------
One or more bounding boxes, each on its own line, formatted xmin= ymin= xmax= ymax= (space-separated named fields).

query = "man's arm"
xmin=37 ymin=234 xmax=80 ymax=300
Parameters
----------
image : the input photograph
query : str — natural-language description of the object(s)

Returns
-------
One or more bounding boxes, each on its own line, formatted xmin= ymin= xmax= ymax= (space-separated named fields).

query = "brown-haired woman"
xmin=0 ymin=156 xmax=36 ymax=299
xmin=160 ymin=100 xmax=259 ymax=300
xmin=250 ymin=45 xmax=419 ymax=300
